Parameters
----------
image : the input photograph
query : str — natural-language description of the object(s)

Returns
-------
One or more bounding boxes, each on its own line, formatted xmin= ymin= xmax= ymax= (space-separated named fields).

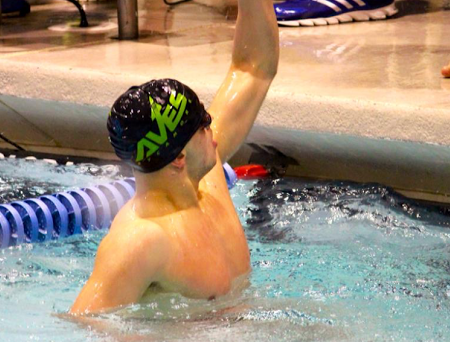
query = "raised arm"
xmin=209 ymin=0 xmax=279 ymax=163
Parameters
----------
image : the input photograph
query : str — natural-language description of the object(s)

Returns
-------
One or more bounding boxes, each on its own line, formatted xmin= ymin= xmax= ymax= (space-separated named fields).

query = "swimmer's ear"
xmin=171 ymin=152 xmax=186 ymax=170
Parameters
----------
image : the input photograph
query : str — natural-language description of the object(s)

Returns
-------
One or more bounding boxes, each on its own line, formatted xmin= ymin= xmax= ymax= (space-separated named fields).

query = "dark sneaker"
xmin=1 ymin=0 xmax=30 ymax=16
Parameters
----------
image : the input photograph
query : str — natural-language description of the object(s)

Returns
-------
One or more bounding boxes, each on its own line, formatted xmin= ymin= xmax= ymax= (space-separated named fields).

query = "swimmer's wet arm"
xmin=69 ymin=225 xmax=170 ymax=315
xmin=209 ymin=0 xmax=279 ymax=162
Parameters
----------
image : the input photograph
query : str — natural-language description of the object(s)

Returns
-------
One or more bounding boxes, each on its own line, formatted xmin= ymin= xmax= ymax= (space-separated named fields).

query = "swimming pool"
xmin=1 ymin=158 xmax=450 ymax=341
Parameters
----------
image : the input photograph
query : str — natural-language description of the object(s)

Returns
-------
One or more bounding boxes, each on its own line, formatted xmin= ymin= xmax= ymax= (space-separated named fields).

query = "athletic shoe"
xmin=1 ymin=0 xmax=30 ymax=16
xmin=274 ymin=0 xmax=398 ymax=27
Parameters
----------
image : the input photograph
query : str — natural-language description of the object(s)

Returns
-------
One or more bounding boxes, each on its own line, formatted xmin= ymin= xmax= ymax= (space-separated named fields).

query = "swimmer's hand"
xmin=442 ymin=62 xmax=450 ymax=78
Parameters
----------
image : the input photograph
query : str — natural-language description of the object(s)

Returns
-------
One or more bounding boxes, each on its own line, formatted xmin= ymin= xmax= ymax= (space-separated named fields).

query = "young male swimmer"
xmin=70 ymin=0 xmax=279 ymax=315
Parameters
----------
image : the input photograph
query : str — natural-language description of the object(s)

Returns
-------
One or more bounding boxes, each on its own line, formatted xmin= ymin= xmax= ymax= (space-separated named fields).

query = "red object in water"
xmin=234 ymin=164 xmax=269 ymax=179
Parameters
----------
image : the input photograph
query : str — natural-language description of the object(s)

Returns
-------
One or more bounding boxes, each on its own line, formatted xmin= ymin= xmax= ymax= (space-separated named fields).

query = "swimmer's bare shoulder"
xmin=70 ymin=213 xmax=171 ymax=315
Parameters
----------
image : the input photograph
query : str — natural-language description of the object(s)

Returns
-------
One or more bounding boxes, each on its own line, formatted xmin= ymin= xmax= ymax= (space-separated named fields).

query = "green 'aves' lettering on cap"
xmin=136 ymin=138 xmax=159 ymax=162
xmin=135 ymin=93 xmax=188 ymax=162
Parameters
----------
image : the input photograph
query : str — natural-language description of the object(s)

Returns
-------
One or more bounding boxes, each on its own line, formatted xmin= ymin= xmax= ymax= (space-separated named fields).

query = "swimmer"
xmin=442 ymin=61 xmax=450 ymax=78
xmin=70 ymin=0 xmax=279 ymax=315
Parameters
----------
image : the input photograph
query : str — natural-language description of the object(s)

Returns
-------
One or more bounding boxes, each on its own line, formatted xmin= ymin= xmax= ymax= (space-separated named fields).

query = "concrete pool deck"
xmin=0 ymin=0 xmax=449 ymax=202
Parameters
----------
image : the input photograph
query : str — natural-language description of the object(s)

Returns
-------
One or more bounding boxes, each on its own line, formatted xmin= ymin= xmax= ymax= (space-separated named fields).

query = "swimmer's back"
xmin=70 ymin=161 xmax=250 ymax=314
xmin=70 ymin=214 xmax=170 ymax=314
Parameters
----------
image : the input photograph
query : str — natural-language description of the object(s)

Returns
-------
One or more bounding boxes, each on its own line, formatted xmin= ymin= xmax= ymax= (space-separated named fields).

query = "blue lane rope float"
xmin=24 ymin=198 xmax=54 ymax=242
xmin=223 ymin=163 xmax=238 ymax=188
xmin=40 ymin=195 xmax=69 ymax=238
xmin=11 ymin=201 xmax=40 ymax=243
xmin=0 ymin=212 xmax=11 ymax=248
xmin=0 ymin=163 xmax=237 ymax=248
xmin=0 ymin=204 xmax=25 ymax=246
xmin=83 ymin=187 xmax=112 ymax=230
xmin=68 ymin=189 xmax=97 ymax=233
xmin=56 ymin=192 xmax=83 ymax=236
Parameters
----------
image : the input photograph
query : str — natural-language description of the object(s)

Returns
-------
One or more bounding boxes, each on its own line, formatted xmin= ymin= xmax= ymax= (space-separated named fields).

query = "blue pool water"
xmin=1 ymin=158 xmax=450 ymax=341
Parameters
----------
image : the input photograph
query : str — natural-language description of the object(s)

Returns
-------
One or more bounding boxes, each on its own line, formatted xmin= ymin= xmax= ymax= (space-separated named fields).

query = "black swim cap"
xmin=107 ymin=79 xmax=209 ymax=173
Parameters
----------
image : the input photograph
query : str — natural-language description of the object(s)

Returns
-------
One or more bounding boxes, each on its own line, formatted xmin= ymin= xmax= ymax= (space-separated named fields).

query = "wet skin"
xmin=70 ymin=127 xmax=251 ymax=313
xmin=442 ymin=62 xmax=450 ymax=78
xmin=70 ymin=0 xmax=279 ymax=315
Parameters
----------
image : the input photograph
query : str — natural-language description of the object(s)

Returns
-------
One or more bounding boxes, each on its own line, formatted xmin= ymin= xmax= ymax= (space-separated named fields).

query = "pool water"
xmin=1 ymin=158 xmax=450 ymax=341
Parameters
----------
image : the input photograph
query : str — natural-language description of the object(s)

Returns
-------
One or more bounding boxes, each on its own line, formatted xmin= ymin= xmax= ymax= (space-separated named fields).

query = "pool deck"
xmin=0 ymin=0 xmax=450 ymax=203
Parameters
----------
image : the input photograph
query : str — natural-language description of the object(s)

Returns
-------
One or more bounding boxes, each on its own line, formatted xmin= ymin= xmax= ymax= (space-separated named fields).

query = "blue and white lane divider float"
xmin=0 ymin=164 xmax=238 ymax=249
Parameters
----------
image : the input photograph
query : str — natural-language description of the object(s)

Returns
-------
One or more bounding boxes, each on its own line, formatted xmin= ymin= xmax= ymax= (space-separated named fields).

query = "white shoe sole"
xmin=278 ymin=3 xmax=398 ymax=27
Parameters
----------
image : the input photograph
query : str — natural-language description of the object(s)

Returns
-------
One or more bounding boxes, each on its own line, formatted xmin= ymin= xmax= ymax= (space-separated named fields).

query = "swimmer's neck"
xmin=132 ymin=166 xmax=203 ymax=217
